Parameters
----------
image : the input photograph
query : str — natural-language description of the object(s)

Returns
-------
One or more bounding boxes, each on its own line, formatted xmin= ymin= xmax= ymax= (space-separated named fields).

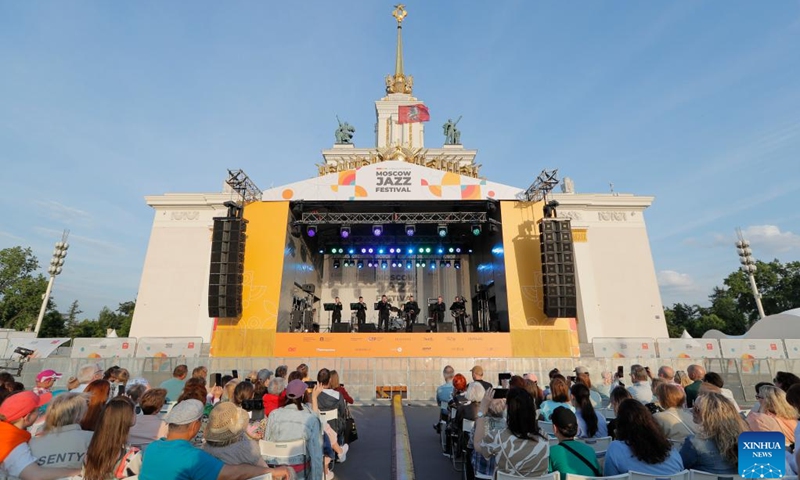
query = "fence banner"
xmin=592 ymin=338 xmax=657 ymax=359
xmin=719 ymin=339 xmax=786 ymax=359
xmin=70 ymin=338 xmax=137 ymax=359
xmin=3 ymin=337 xmax=70 ymax=359
xmin=135 ymin=337 xmax=203 ymax=358
xmin=656 ymin=338 xmax=721 ymax=358
xmin=783 ymin=340 xmax=800 ymax=359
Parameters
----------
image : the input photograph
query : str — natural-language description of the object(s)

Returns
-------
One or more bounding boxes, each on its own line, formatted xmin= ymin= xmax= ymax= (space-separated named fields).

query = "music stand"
xmin=374 ymin=302 xmax=381 ymax=310
xmin=349 ymin=303 xmax=361 ymax=310
xmin=323 ymin=303 xmax=335 ymax=332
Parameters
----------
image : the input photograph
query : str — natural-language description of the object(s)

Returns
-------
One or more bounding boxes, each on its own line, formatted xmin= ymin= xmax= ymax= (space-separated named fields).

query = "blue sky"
xmin=1 ymin=1 xmax=799 ymax=319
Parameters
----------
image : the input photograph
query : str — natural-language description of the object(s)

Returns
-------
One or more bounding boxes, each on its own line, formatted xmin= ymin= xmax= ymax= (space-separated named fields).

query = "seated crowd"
xmin=0 ymin=362 xmax=358 ymax=480
xmin=436 ymin=363 xmax=800 ymax=480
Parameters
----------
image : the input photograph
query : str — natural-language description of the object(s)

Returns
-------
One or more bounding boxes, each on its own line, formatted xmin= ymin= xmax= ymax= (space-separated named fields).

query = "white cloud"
xmin=0 ymin=231 xmax=25 ymax=242
xmin=658 ymin=270 xmax=695 ymax=289
xmin=741 ymin=225 xmax=800 ymax=254
xmin=35 ymin=200 xmax=92 ymax=225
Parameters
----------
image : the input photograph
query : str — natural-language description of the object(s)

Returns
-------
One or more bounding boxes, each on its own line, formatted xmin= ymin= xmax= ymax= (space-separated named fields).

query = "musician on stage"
xmin=429 ymin=296 xmax=446 ymax=332
xmin=450 ymin=295 xmax=467 ymax=333
xmin=332 ymin=296 xmax=343 ymax=323
xmin=377 ymin=295 xmax=392 ymax=332
xmin=355 ymin=296 xmax=367 ymax=328
xmin=403 ymin=295 xmax=420 ymax=332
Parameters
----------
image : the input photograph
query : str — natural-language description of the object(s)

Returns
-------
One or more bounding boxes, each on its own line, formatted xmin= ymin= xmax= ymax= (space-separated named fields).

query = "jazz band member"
xmin=430 ymin=296 xmax=446 ymax=332
xmin=403 ymin=295 xmax=420 ymax=332
xmin=355 ymin=296 xmax=367 ymax=327
xmin=450 ymin=295 xmax=467 ymax=333
xmin=332 ymin=296 xmax=343 ymax=323
xmin=377 ymin=295 xmax=392 ymax=332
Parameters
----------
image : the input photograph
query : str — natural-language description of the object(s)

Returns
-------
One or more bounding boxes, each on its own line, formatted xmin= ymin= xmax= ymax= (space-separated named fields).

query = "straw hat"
xmin=204 ymin=402 xmax=249 ymax=446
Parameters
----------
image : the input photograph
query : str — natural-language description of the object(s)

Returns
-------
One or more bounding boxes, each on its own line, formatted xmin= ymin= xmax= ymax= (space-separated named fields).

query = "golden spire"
xmin=385 ymin=4 xmax=413 ymax=95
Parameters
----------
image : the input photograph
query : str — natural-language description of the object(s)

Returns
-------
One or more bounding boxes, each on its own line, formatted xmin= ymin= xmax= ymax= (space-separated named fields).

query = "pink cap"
xmin=0 ymin=391 xmax=46 ymax=423
xmin=36 ymin=369 xmax=62 ymax=382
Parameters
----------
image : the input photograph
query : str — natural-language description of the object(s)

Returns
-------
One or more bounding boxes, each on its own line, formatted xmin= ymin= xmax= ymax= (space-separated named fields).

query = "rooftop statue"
xmin=443 ymin=116 xmax=462 ymax=145
xmin=335 ymin=116 xmax=355 ymax=145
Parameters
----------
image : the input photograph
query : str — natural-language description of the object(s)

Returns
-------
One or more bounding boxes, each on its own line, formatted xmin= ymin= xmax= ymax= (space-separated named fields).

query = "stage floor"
xmin=274 ymin=332 xmax=512 ymax=357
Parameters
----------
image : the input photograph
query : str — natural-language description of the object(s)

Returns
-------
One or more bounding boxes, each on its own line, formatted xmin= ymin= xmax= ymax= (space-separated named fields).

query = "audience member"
xmin=316 ymin=368 xmax=347 ymax=441
xmin=747 ymin=385 xmax=798 ymax=442
xmin=128 ymin=388 xmax=167 ymax=449
xmin=571 ymin=383 xmax=607 ymax=438
xmin=645 ymin=378 xmax=667 ymax=414
xmin=573 ymin=367 xmax=602 ymax=406
xmin=549 ymin=407 xmax=601 ymax=479
xmin=674 ymin=370 xmax=692 ymax=389
xmin=262 ymin=377 xmax=286 ymax=418
xmin=607 ymin=386 xmax=632 ymax=439
xmin=775 ymin=372 xmax=800 ymax=392
xmin=522 ymin=377 xmax=545 ymax=409
xmin=309 ymin=383 xmax=349 ymax=471
xmin=286 ymin=371 xmax=303 ymax=383
xmin=127 ymin=383 xmax=148 ymax=415
xmin=604 ymin=399 xmax=684 ymax=476
xmin=117 ymin=368 xmax=130 ymax=387
xmin=750 ymin=382 xmax=773 ymax=414
xmin=702 ymin=372 xmax=741 ymax=411
xmin=470 ymin=365 xmax=493 ymax=391
xmin=0 ymin=391 xmax=80 ymax=480
xmin=29 ymin=392 xmax=92 ymax=469
xmin=193 ymin=366 xmax=209 ymax=381
xmin=232 ymin=381 xmax=254 ymax=409
xmin=595 ymin=371 xmax=614 ymax=399
xmin=539 ymin=376 xmax=574 ymax=421
xmin=81 ymin=379 xmax=111 ymax=431
xmin=454 ymin=382 xmax=484 ymax=435
xmin=627 ymin=365 xmax=654 ymax=404
xmin=160 ymin=365 xmax=189 ymax=402
xmin=223 ymin=379 xmax=240 ymax=403
xmin=275 ymin=365 xmax=288 ymax=379
xmin=450 ymin=374 xmax=469 ymax=408
xmin=202 ymin=402 xmax=266 ymax=467
xmin=72 ymin=364 xmax=103 ymax=393
xmin=140 ymin=399 xmax=288 ymax=480
xmin=330 ymin=370 xmax=353 ymax=405
xmin=33 ymin=369 xmax=61 ymax=397
xmin=82 ymin=396 xmax=141 ymax=480
xmin=658 ymin=366 xmax=675 ymax=383
xmin=297 ymin=364 xmax=310 ymax=381
xmin=264 ymin=380 xmax=323 ymax=480
xmin=435 ymin=366 xmax=455 ymax=433
xmin=680 ymin=392 xmax=745 ymax=474
xmin=478 ymin=387 xmax=549 ymax=477
xmin=652 ymin=383 xmax=698 ymax=444
xmin=103 ymin=366 xmax=121 ymax=383
xmin=472 ymin=392 xmax=507 ymax=478
xmin=684 ymin=364 xmax=706 ymax=407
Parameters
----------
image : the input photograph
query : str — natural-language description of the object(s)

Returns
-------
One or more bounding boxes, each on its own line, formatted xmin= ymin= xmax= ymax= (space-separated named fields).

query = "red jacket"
xmin=0 ymin=421 xmax=31 ymax=464
xmin=262 ymin=393 xmax=282 ymax=417
xmin=335 ymin=386 xmax=354 ymax=405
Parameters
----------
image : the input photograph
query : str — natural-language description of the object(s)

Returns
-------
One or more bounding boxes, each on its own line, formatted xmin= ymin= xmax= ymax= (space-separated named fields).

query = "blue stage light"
xmin=333 ymin=260 xmax=340 ymax=269
xmin=454 ymin=260 xmax=461 ymax=269
xmin=372 ymin=224 xmax=383 ymax=236
xmin=357 ymin=260 xmax=364 ymax=269
xmin=381 ymin=260 xmax=388 ymax=269
xmin=437 ymin=248 xmax=444 ymax=254
xmin=307 ymin=225 xmax=317 ymax=237
xmin=361 ymin=248 xmax=367 ymax=254
xmin=378 ymin=248 xmax=385 ymax=254
xmin=348 ymin=248 xmax=355 ymax=255
xmin=406 ymin=261 xmax=412 ymax=269
xmin=368 ymin=248 xmax=374 ymax=254
xmin=405 ymin=224 xmax=415 ymax=236
xmin=407 ymin=247 xmax=414 ymax=255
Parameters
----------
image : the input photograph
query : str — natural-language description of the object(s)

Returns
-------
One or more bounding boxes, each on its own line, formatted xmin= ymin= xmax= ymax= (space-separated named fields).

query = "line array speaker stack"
xmin=539 ymin=218 xmax=577 ymax=318
xmin=208 ymin=217 xmax=247 ymax=318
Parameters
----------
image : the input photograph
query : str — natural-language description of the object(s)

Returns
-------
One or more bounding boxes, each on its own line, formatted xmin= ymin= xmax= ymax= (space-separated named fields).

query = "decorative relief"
xmin=597 ymin=211 xmax=628 ymax=222
xmin=560 ymin=211 xmax=583 ymax=221
xmin=170 ymin=211 xmax=200 ymax=221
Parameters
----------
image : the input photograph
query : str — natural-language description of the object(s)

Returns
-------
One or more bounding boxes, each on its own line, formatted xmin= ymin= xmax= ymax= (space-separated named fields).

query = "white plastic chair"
xmin=576 ymin=436 xmax=612 ymax=456
xmin=565 ymin=474 xmax=630 ymax=480
xmin=629 ymin=470 xmax=690 ymax=480
xmin=260 ymin=438 xmax=307 ymax=474
xmin=496 ymin=471 xmax=558 ymax=480
xmin=539 ymin=420 xmax=554 ymax=436
xmin=548 ymin=436 xmax=559 ymax=447
xmin=688 ymin=470 xmax=745 ymax=480
xmin=319 ymin=408 xmax=338 ymax=424
xmin=247 ymin=475 xmax=273 ymax=480
xmin=596 ymin=408 xmax=616 ymax=419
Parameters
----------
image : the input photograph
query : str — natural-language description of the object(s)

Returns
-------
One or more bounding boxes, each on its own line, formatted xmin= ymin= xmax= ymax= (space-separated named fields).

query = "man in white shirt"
xmin=0 ymin=391 xmax=80 ymax=480
xmin=69 ymin=363 xmax=102 ymax=393
xmin=626 ymin=364 xmax=654 ymax=403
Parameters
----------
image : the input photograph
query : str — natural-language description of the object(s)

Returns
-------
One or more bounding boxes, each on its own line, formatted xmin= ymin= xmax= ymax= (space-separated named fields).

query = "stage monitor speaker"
xmin=209 ymin=217 xmax=247 ymax=318
xmin=360 ymin=323 xmax=377 ymax=332
xmin=301 ymin=284 xmax=316 ymax=294
xmin=539 ymin=218 xmax=577 ymax=318
xmin=332 ymin=323 xmax=351 ymax=333
xmin=437 ymin=322 xmax=455 ymax=333
xmin=411 ymin=324 xmax=428 ymax=333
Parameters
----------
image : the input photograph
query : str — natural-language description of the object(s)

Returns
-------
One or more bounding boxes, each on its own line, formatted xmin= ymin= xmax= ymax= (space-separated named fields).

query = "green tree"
xmin=0 ymin=247 xmax=48 ymax=330
xmin=69 ymin=319 xmax=103 ymax=338
xmin=38 ymin=308 xmax=68 ymax=338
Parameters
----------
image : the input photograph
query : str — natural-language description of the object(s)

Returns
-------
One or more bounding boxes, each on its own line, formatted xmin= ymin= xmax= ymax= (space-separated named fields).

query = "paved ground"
xmin=332 ymin=405 xmax=461 ymax=480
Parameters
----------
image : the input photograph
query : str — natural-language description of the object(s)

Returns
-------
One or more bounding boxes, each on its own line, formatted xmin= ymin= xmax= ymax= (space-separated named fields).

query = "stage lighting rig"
xmin=405 ymin=224 xmax=416 ymax=236
xmin=471 ymin=224 xmax=482 ymax=236
xmin=340 ymin=226 xmax=351 ymax=239
xmin=372 ymin=224 xmax=383 ymax=236
xmin=519 ymin=169 xmax=560 ymax=203
xmin=307 ymin=225 xmax=317 ymax=237
xmin=437 ymin=225 xmax=448 ymax=237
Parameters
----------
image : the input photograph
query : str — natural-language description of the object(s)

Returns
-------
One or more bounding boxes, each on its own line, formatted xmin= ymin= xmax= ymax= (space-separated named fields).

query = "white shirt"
xmin=70 ymin=383 xmax=88 ymax=393
xmin=0 ymin=443 xmax=37 ymax=477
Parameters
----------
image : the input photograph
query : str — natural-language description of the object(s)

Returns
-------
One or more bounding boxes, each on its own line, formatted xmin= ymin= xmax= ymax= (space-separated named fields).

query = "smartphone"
xmin=567 ymin=375 xmax=576 ymax=383
xmin=305 ymin=381 xmax=317 ymax=389
xmin=232 ymin=369 xmax=239 ymax=379
xmin=214 ymin=373 xmax=223 ymax=387
xmin=498 ymin=373 xmax=512 ymax=384
xmin=492 ymin=388 xmax=509 ymax=399
xmin=118 ymin=384 xmax=125 ymax=396
xmin=617 ymin=366 xmax=624 ymax=377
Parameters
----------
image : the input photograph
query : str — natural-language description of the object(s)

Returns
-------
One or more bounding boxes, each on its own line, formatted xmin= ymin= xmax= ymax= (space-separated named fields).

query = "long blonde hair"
xmin=44 ymin=393 xmax=88 ymax=433
xmin=674 ymin=371 xmax=692 ymax=388
xmin=695 ymin=392 xmax=748 ymax=465
xmin=759 ymin=385 xmax=799 ymax=420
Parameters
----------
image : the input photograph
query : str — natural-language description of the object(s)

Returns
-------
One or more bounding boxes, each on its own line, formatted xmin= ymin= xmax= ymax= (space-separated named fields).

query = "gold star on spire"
xmin=385 ymin=4 xmax=413 ymax=95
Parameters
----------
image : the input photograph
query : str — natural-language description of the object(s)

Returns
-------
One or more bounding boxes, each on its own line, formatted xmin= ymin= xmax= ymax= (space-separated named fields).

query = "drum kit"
xmin=388 ymin=306 xmax=405 ymax=331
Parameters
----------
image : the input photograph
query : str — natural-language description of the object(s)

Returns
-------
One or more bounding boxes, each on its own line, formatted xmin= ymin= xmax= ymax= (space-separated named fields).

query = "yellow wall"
xmin=210 ymin=202 xmax=289 ymax=357
xmin=500 ymin=201 xmax=580 ymax=357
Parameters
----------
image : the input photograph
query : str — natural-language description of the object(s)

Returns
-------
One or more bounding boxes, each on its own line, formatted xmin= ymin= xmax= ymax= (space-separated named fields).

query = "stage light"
xmin=348 ymin=248 xmax=355 ymax=255
xmin=440 ymin=260 xmax=446 ymax=268
xmin=361 ymin=248 xmax=367 ymax=254
xmin=407 ymin=247 xmax=414 ymax=255
xmin=405 ymin=224 xmax=416 ymax=236
xmin=415 ymin=260 xmax=421 ymax=268
xmin=368 ymin=248 xmax=374 ymax=254
xmin=446 ymin=260 xmax=452 ymax=268
xmin=339 ymin=248 xmax=345 ymax=254
xmin=343 ymin=259 xmax=350 ymax=267
xmin=319 ymin=249 xmax=324 ymax=254
xmin=406 ymin=261 xmax=413 ymax=269
xmin=421 ymin=261 xmax=427 ymax=267
xmin=331 ymin=247 xmax=338 ymax=254
xmin=425 ymin=247 xmax=431 ymax=253
xmin=454 ymin=260 xmax=461 ymax=269
xmin=389 ymin=248 xmax=395 ymax=254
xmin=307 ymin=225 xmax=317 ymax=237
xmin=340 ymin=226 xmax=351 ymax=239
xmin=437 ymin=224 xmax=448 ymax=237
xmin=357 ymin=260 xmax=364 ymax=269
xmin=333 ymin=260 xmax=340 ymax=269
xmin=471 ymin=224 xmax=482 ymax=236
xmin=367 ymin=260 xmax=374 ymax=268
xmin=448 ymin=247 xmax=455 ymax=253
xmin=418 ymin=247 xmax=424 ymax=253
xmin=381 ymin=260 xmax=388 ymax=269
xmin=468 ymin=249 xmax=473 ymax=253
xmin=430 ymin=262 xmax=436 ymax=270
xmin=437 ymin=247 xmax=444 ymax=254
xmin=455 ymin=247 xmax=462 ymax=253
xmin=378 ymin=248 xmax=385 ymax=254
xmin=372 ymin=224 xmax=383 ymax=236
xmin=391 ymin=259 xmax=397 ymax=268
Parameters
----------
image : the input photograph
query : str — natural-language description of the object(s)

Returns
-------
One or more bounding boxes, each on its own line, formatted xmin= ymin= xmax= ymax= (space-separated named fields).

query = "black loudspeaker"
xmin=360 ymin=323 xmax=377 ymax=333
xmin=301 ymin=284 xmax=315 ymax=294
xmin=437 ymin=322 xmax=455 ymax=333
xmin=539 ymin=219 xmax=577 ymax=318
xmin=209 ymin=217 xmax=247 ymax=318
xmin=332 ymin=323 xmax=351 ymax=333
xmin=411 ymin=324 xmax=428 ymax=333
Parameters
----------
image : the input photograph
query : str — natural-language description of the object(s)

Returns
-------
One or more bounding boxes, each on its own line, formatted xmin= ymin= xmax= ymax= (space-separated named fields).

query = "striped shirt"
xmin=482 ymin=428 xmax=549 ymax=477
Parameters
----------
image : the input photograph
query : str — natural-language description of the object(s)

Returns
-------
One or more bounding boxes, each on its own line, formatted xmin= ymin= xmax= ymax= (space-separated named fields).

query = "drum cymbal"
xmin=390 ymin=306 xmax=401 ymax=313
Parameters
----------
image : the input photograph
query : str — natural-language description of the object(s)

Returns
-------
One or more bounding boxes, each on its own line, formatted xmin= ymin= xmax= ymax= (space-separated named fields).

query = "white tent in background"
xmin=703 ymin=308 xmax=800 ymax=339
xmin=680 ymin=329 xmax=693 ymax=339
xmin=106 ymin=329 xmax=118 ymax=338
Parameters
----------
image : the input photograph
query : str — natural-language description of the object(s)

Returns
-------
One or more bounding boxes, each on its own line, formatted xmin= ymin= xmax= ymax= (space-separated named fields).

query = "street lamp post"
xmin=34 ymin=230 xmax=69 ymax=335
xmin=735 ymin=228 xmax=765 ymax=322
